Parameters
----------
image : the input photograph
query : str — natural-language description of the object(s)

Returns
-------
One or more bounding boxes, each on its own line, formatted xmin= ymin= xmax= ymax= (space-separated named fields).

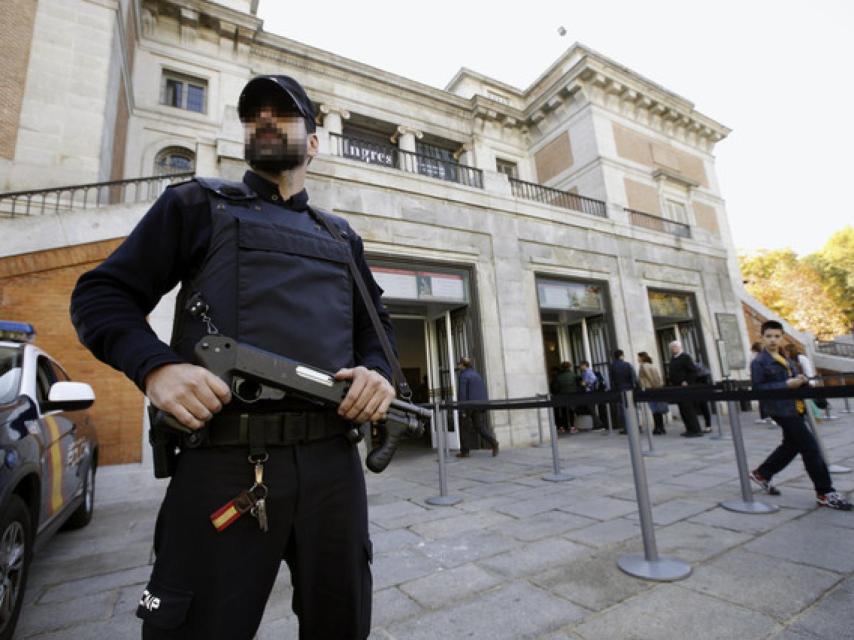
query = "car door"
xmin=48 ymin=360 xmax=89 ymax=505
xmin=34 ymin=356 xmax=75 ymax=528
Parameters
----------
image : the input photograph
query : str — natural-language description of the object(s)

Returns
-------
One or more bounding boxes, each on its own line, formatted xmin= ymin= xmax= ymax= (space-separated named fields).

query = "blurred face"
xmin=669 ymin=343 xmax=680 ymax=356
xmin=244 ymin=101 xmax=314 ymax=173
xmin=762 ymin=328 xmax=784 ymax=352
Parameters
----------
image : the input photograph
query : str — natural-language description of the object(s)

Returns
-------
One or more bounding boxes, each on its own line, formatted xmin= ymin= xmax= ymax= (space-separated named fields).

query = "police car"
xmin=0 ymin=321 xmax=98 ymax=640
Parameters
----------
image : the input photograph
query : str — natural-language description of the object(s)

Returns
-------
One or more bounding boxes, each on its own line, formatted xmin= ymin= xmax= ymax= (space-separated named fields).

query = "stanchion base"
xmin=617 ymin=554 xmax=692 ymax=582
xmin=719 ymin=499 xmax=779 ymax=514
xmin=828 ymin=465 xmax=852 ymax=474
xmin=542 ymin=473 xmax=574 ymax=483
xmin=425 ymin=495 xmax=463 ymax=506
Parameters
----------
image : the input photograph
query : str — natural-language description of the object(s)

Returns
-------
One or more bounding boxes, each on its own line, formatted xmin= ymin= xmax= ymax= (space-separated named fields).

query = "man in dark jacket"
xmin=668 ymin=341 xmax=702 ymax=437
xmin=749 ymin=321 xmax=850 ymax=510
xmin=609 ymin=350 xmax=637 ymax=433
xmin=456 ymin=357 xmax=499 ymax=457
xmin=552 ymin=361 xmax=580 ymax=432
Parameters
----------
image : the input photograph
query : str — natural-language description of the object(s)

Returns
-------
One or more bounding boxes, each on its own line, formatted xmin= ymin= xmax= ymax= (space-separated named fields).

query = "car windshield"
xmin=0 ymin=347 xmax=23 ymax=405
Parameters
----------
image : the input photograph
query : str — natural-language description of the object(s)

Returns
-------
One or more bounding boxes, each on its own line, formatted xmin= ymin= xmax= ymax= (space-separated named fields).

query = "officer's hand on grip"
xmin=334 ymin=366 xmax=395 ymax=423
xmin=145 ymin=363 xmax=232 ymax=429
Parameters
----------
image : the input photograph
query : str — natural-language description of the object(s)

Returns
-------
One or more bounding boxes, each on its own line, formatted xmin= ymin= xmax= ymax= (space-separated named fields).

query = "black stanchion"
xmin=719 ymin=399 xmax=779 ymax=514
xmin=426 ymin=403 xmax=463 ymax=507
xmin=804 ymin=409 xmax=851 ymax=475
xmin=638 ymin=404 xmax=661 ymax=457
xmin=542 ymin=394 xmax=573 ymax=483
xmin=840 ymin=374 xmax=852 ymax=414
xmin=617 ymin=391 xmax=692 ymax=581
xmin=535 ymin=393 xmax=549 ymax=447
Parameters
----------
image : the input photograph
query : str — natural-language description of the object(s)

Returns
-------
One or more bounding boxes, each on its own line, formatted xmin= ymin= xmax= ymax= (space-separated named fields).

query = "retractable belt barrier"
xmin=431 ymin=382 xmax=853 ymax=581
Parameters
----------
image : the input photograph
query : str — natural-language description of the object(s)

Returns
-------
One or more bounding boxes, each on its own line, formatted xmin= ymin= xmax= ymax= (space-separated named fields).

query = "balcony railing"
xmin=0 ymin=172 xmax=193 ymax=217
xmin=816 ymin=340 xmax=854 ymax=359
xmin=626 ymin=208 xmax=691 ymax=239
xmin=328 ymin=133 xmax=483 ymax=189
xmin=509 ymin=178 xmax=607 ymax=218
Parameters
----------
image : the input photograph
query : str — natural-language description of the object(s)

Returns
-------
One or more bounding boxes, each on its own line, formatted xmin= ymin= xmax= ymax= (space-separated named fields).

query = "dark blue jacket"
xmin=609 ymin=359 xmax=637 ymax=391
xmin=458 ymin=367 xmax=488 ymax=402
xmin=751 ymin=349 xmax=800 ymax=418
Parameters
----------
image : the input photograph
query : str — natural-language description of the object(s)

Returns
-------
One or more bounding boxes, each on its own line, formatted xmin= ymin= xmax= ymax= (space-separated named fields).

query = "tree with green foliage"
xmin=740 ymin=246 xmax=849 ymax=340
xmin=805 ymin=226 xmax=854 ymax=327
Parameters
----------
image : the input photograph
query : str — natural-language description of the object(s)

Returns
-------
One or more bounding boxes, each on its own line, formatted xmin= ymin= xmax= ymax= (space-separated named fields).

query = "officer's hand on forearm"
xmin=145 ymin=363 xmax=232 ymax=430
xmin=334 ymin=366 xmax=395 ymax=423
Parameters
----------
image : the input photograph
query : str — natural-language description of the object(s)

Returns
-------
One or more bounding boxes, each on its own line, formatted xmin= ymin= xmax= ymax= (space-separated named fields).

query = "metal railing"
xmin=626 ymin=208 xmax=691 ymax=239
xmin=509 ymin=177 xmax=607 ymax=218
xmin=816 ymin=341 xmax=854 ymax=359
xmin=0 ymin=172 xmax=194 ymax=217
xmin=328 ymin=133 xmax=483 ymax=189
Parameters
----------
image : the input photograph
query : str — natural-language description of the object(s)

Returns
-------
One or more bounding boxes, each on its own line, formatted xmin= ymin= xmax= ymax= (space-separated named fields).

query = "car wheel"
xmin=63 ymin=463 xmax=95 ymax=530
xmin=0 ymin=495 xmax=32 ymax=640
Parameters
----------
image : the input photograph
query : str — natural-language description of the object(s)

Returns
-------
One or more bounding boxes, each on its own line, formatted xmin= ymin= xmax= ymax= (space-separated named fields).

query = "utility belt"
xmin=183 ymin=411 xmax=348 ymax=449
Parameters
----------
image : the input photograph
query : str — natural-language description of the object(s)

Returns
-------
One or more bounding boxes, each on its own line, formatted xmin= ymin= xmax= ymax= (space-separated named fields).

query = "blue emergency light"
xmin=0 ymin=321 xmax=36 ymax=343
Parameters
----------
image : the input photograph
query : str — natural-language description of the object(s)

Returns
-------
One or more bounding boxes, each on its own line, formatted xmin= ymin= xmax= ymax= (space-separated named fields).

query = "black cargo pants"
xmin=137 ymin=435 xmax=372 ymax=639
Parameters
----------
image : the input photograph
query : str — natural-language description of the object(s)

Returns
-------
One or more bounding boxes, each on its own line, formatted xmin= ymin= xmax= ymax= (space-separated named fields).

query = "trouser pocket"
xmin=136 ymin=580 xmax=193 ymax=631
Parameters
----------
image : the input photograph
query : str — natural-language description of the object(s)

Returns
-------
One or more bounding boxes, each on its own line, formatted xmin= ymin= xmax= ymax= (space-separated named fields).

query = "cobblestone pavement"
xmin=17 ymin=409 xmax=854 ymax=639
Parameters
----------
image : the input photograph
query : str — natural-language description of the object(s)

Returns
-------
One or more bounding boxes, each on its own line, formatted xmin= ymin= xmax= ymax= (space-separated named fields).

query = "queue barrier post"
xmin=720 ymin=398 xmax=779 ymax=514
xmin=542 ymin=394 xmax=573 ymax=483
xmin=535 ymin=394 xmax=550 ymax=447
xmin=426 ymin=403 xmax=463 ymax=506
xmin=840 ymin=374 xmax=852 ymax=414
xmin=617 ymin=391 xmax=692 ymax=581
xmin=710 ymin=400 xmax=730 ymax=440
xmin=639 ymin=403 xmax=661 ymax=457
xmin=805 ymin=408 xmax=851 ymax=475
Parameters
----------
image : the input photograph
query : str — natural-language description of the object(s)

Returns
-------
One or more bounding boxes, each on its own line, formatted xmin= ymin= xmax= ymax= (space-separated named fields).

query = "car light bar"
xmin=0 ymin=321 xmax=36 ymax=343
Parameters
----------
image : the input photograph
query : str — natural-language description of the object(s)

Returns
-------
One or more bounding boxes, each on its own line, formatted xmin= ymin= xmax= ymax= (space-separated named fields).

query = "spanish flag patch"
xmin=210 ymin=491 xmax=254 ymax=532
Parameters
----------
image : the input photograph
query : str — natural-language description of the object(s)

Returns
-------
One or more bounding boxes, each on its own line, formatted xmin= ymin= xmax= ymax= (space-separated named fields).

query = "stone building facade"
xmin=0 ymin=0 xmax=754 ymax=462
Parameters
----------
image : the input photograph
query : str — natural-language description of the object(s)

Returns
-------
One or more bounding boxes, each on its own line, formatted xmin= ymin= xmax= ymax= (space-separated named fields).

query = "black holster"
xmin=148 ymin=406 xmax=181 ymax=479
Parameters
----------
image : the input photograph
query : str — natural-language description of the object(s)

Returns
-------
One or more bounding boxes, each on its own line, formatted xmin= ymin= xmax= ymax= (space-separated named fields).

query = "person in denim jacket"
xmin=749 ymin=321 xmax=851 ymax=510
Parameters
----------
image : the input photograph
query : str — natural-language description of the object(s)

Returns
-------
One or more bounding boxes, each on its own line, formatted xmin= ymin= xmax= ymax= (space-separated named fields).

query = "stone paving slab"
xmin=681 ymin=549 xmax=841 ymax=620
xmin=573 ymin=584 xmax=780 ymax=640
xmin=16 ymin=410 xmax=854 ymax=639
xmin=386 ymin=581 xmax=587 ymax=640
xmin=744 ymin=518 xmax=854 ymax=573
xmin=782 ymin=575 xmax=854 ymax=639
xmin=399 ymin=563 xmax=502 ymax=609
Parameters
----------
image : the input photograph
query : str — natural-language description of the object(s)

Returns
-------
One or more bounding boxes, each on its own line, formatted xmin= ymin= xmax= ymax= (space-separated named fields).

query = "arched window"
xmin=154 ymin=146 xmax=195 ymax=175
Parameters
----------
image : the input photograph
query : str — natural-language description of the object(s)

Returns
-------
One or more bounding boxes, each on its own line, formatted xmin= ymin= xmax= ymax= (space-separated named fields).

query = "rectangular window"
xmin=496 ymin=158 xmax=518 ymax=179
xmin=665 ymin=199 xmax=688 ymax=223
xmin=161 ymin=72 xmax=207 ymax=113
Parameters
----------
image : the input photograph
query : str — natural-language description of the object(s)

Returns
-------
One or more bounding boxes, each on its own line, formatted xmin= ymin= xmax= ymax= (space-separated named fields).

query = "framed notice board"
xmin=716 ymin=313 xmax=747 ymax=370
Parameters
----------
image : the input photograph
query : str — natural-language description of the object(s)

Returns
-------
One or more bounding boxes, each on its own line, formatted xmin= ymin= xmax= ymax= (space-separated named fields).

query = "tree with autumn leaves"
xmin=739 ymin=226 xmax=853 ymax=341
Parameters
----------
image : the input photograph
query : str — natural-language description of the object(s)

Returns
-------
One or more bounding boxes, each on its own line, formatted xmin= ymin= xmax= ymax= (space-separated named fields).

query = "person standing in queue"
xmin=668 ymin=340 xmax=703 ymax=437
xmin=609 ymin=349 xmax=637 ymax=434
xmin=70 ymin=75 xmax=397 ymax=639
xmin=455 ymin=357 xmax=499 ymax=457
xmin=749 ymin=321 xmax=851 ymax=510
xmin=637 ymin=352 xmax=668 ymax=435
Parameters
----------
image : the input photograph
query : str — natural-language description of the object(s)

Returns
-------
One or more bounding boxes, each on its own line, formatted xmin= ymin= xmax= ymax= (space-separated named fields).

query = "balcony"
xmin=626 ymin=207 xmax=691 ymax=239
xmin=328 ymin=133 xmax=483 ymax=189
xmin=509 ymin=178 xmax=607 ymax=218
xmin=816 ymin=341 xmax=854 ymax=359
xmin=0 ymin=173 xmax=193 ymax=217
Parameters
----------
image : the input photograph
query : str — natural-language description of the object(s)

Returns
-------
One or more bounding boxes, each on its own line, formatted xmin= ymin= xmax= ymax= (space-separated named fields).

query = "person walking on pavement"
xmin=456 ymin=357 xmax=499 ymax=457
xmin=668 ymin=341 xmax=703 ymax=437
xmin=554 ymin=361 xmax=581 ymax=433
xmin=609 ymin=350 xmax=638 ymax=434
xmin=70 ymin=75 xmax=397 ymax=639
xmin=579 ymin=361 xmax=606 ymax=431
xmin=638 ymin=352 xmax=669 ymax=434
xmin=749 ymin=321 xmax=851 ymax=510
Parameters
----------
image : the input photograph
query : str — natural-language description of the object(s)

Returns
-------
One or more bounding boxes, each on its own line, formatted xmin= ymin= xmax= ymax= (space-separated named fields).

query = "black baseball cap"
xmin=238 ymin=75 xmax=316 ymax=130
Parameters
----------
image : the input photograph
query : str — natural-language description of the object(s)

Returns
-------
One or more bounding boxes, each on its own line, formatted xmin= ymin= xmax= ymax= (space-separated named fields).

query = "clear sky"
xmin=257 ymin=0 xmax=853 ymax=258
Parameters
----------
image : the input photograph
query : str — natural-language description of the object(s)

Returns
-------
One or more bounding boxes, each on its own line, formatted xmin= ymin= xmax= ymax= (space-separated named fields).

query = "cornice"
xmin=143 ymin=0 xmax=262 ymax=32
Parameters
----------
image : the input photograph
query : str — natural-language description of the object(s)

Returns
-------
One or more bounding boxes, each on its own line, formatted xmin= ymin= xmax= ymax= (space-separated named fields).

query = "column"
xmin=318 ymin=104 xmax=350 ymax=155
xmin=391 ymin=125 xmax=423 ymax=172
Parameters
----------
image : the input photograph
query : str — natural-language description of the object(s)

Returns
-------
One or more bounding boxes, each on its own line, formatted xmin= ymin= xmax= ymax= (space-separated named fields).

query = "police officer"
xmin=70 ymin=75 xmax=397 ymax=639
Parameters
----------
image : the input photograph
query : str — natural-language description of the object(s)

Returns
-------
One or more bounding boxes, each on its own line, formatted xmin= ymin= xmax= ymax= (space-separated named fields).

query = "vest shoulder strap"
xmin=193 ymin=177 xmax=257 ymax=201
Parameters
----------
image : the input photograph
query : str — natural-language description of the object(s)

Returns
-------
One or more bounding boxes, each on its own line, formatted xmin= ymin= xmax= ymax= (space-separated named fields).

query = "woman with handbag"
xmin=638 ymin=352 xmax=669 ymax=434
